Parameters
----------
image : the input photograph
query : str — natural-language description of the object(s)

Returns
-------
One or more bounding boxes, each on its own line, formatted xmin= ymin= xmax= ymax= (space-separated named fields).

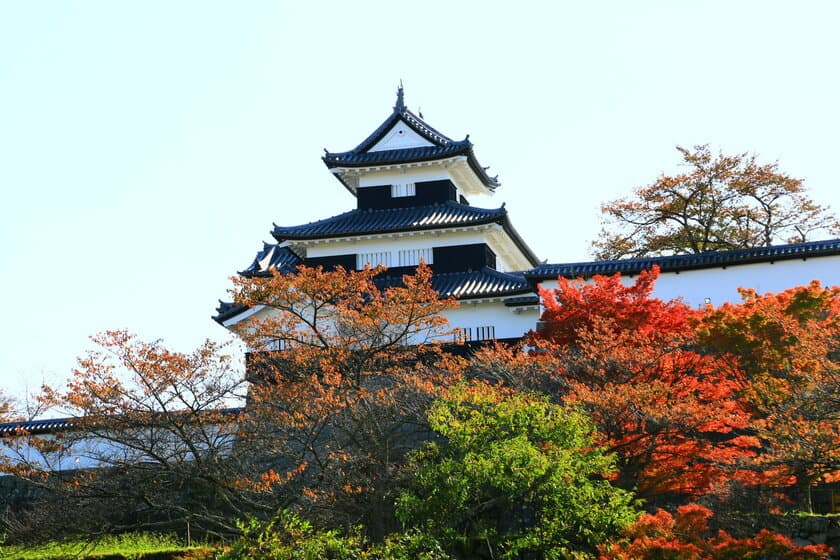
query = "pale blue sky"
xmin=2 ymin=2 xmax=839 ymax=401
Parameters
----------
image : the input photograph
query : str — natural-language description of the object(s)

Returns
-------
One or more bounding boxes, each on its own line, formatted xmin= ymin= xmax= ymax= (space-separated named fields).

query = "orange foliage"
xmin=600 ymin=503 xmax=829 ymax=559
xmin=697 ymin=281 xmax=840 ymax=508
xmin=229 ymin=263 xmax=464 ymax=532
xmin=535 ymin=267 xmax=757 ymax=497
xmin=536 ymin=266 xmax=692 ymax=347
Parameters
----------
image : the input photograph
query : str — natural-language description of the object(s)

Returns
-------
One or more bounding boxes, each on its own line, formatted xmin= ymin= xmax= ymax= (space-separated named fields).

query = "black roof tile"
xmin=375 ymin=267 xmax=534 ymax=300
xmin=323 ymin=142 xmax=472 ymax=167
xmin=272 ymin=202 xmax=508 ymax=241
xmin=0 ymin=417 xmax=76 ymax=436
xmin=215 ymin=267 xmax=536 ymax=324
xmin=524 ymin=238 xmax=840 ymax=280
xmin=0 ymin=408 xmax=246 ymax=437
xmin=241 ymin=244 xmax=302 ymax=276
xmin=215 ymin=300 xmax=248 ymax=324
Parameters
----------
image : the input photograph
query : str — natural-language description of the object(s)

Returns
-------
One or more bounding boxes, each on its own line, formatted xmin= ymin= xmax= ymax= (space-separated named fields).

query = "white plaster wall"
xmin=300 ymin=228 xmax=530 ymax=273
xmin=538 ymin=255 xmax=840 ymax=308
xmin=441 ymin=301 xmax=539 ymax=341
xmin=303 ymin=230 xmax=488 ymax=258
xmin=353 ymin=163 xmax=495 ymax=203
xmin=1 ymin=424 xmax=237 ymax=474
xmin=1 ymin=434 xmax=126 ymax=471
xmin=368 ymin=123 xmax=434 ymax=152
xmin=357 ymin=166 xmax=452 ymax=188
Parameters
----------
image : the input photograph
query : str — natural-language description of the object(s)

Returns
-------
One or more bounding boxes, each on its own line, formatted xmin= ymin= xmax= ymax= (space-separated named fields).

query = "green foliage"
xmin=215 ymin=513 xmax=365 ymax=560
xmin=215 ymin=515 xmax=451 ymax=560
xmin=367 ymin=530 xmax=453 ymax=559
xmin=397 ymin=383 xmax=639 ymax=559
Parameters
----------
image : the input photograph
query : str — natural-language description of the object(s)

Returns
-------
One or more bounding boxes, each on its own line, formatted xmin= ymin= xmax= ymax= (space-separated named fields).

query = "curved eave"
xmin=323 ymin=145 xmax=500 ymax=192
xmin=524 ymin=238 xmax=840 ymax=281
xmin=272 ymin=203 xmax=509 ymax=242
xmin=213 ymin=301 xmax=249 ymax=325
xmin=239 ymin=244 xmax=302 ymax=277
xmin=274 ymin=218 xmax=504 ymax=242
xmin=499 ymin=217 xmax=541 ymax=268
xmin=323 ymin=141 xmax=471 ymax=169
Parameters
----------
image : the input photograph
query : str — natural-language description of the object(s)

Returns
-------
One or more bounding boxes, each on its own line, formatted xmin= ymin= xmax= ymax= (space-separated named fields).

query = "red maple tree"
xmin=600 ymin=503 xmax=829 ymax=559
xmin=534 ymin=267 xmax=757 ymax=498
xmin=697 ymin=281 xmax=840 ymax=511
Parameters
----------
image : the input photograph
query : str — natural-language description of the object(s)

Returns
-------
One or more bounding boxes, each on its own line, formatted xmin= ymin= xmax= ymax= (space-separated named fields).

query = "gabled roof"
xmin=524 ymin=238 xmax=840 ymax=281
xmin=272 ymin=201 xmax=508 ymax=241
xmin=241 ymin=243 xmax=302 ymax=276
xmin=375 ymin=267 xmax=534 ymax=301
xmin=323 ymin=86 xmax=499 ymax=191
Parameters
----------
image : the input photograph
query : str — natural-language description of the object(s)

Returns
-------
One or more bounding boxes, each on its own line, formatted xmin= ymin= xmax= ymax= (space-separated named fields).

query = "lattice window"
xmin=391 ymin=183 xmax=416 ymax=198
xmin=357 ymin=251 xmax=392 ymax=269
xmin=475 ymin=326 xmax=496 ymax=341
xmin=397 ymin=248 xmax=433 ymax=267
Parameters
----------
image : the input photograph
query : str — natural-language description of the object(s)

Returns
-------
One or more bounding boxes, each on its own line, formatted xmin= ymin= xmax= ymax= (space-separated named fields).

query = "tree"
xmin=535 ymin=266 xmax=693 ymax=347
xmin=397 ymin=383 xmax=638 ymax=559
xmin=534 ymin=268 xmax=758 ymax=498
xmin=0 ymin=332 xmax=251 ymax=540
xmin=696 ymin=281 xmax=840 ymax=511
xmin=227 ymin=262 xmax=463 ymax=538
xmin=0 ymin=264 xmax=461 ymax=543
xmin=592 ymin=144 xmax=840 ymax=259
xmin=600 ymin=503 xmax=829 ymax=559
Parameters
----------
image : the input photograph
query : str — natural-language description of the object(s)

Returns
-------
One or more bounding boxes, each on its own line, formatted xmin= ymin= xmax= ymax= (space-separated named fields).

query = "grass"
xmin=0 ymin=532 xmax=208 ymax=560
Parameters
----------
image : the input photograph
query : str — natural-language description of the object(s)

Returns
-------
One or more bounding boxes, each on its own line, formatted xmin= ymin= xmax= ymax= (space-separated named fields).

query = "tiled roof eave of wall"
xmin=0 ymin=408 xmax=246 ymax=438
xmin=524 ymin=238 xmax=840 ymax=280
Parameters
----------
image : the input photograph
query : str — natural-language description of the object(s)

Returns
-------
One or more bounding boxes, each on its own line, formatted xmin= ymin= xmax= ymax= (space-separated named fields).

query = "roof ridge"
xmin=525 ymin=238 xmax=840 ymax=279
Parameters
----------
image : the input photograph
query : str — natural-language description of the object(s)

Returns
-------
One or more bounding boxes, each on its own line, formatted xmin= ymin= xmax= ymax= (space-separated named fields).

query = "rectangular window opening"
xmin=397 ymin=248 xmax=433 ymax=267
xmin=391 ymin=183 xmax=416 ymax=198
xmin=357 ymin=251 xmax=392 ymax=269
xmin=475 ymin=326 xmax=496 ymax=341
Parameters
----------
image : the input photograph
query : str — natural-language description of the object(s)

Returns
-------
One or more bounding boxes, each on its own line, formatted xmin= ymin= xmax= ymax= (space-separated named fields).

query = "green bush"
xmin=214 ymin=513 xmax=365 ymax=560
xmin=213 ymin=514 xmax=453 ymax=560
xmin=366 ymin=530 xmax=452 ymax=560
xmin=397 ymin=383 xmax=639 ymax=559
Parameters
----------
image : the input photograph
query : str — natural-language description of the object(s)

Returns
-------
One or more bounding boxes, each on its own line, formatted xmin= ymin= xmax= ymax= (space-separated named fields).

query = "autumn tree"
xmin=0 ymin=264 xmax=461 ymax=543
xmin=0 ymin=332 xmax=251 ymax=540
xmin=600 ymin=503 xmax=829 ymax=559
xmin=398 ymin=382 xmax=638 ymax=559
xmin=593 ymin=144 xmax=840 ymax=259
xmin=533 ymin=267 xmax=758 ymax=498
xmin=227 ymin=262 xmax=462 ymax=538
xmin=696 ymin=281 xmax=840 ymax=511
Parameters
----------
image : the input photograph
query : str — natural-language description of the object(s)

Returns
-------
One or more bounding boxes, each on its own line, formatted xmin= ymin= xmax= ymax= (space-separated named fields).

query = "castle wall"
xmin=537 ymin=254 xmax=840 ymax=308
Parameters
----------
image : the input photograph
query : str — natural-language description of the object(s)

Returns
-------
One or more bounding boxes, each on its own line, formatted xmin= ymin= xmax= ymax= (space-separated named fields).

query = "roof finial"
xmin=395 ymin=80 xmax=405 ymax=112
